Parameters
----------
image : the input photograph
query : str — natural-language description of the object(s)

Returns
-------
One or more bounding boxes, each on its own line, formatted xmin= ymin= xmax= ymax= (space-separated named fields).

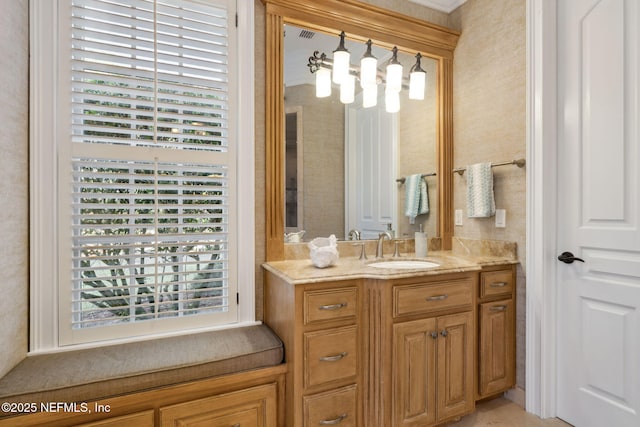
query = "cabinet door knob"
xmin=319 ymin=351 xmax=348 ymax=362
xmin=319 ymin=302 xmax=347 ymax=310
xmin=430 ymin=331 xmax=438 ymax=339
xmin=319 ymin=413 xmax=348 ymax=425
xmin=441 ymin=329 xmax=448 ymax=337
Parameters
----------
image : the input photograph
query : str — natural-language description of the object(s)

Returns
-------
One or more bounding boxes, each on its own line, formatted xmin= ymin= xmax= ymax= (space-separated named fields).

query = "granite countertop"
xmin=263 ymin=250 xmax=518 ymax=285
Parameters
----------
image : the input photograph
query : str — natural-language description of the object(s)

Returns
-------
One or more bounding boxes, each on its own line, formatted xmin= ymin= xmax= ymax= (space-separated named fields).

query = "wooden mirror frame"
xmin=262 ymin=0 xmax=459 ymax=260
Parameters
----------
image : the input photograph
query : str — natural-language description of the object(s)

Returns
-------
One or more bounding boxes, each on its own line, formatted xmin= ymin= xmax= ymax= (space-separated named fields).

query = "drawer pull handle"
xmin=320 ymin=413 xmax=348 ymax=425
xmin=319 ymin=302 xmax=347 ymax=311
xmin=426 ymin=294 xmax=448 ymax=301
xmin=319 ymin=352 xmax=348 ymax=362
xmin=490 ymin=282 xmax=507 ymax=288
xmin=490 ymin=305 xmax=508 ymax=312
xmin=232 ymin=424 xmax=240 ymax=427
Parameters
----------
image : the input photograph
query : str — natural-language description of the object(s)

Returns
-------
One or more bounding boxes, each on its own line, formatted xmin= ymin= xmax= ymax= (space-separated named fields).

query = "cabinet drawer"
xmin=480 ymin=269 xmax=514 ymax=299
xmin=304 ymin=326 xmax=358 ymax=388
xmin=393 ymin=278 xmax=473 ymax=318
xmin=304 ymin=385 xmax=357 ymax=427
xmin=159 ymin=383 xmax=277 ymax=427
xmin=304 ymin=287 xmax=357 ymax=325
xmin=77 ymin=411 xmax=154 ymax=427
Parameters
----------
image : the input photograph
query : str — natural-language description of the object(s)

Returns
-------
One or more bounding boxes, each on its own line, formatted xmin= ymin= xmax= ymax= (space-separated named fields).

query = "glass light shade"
xmin=409 ymin=70 xmax=426 ymax=100
xmin=315 ymin=68 xmax=332 ymax=98
xmin=360 ymin=56 xmax=378 ymax=88
xmin=386 ymin=62 xmax=403 ymax=93
xmin=362 ymin=83 xmax=377 ymax=108
xmin=385 ymin=89 xmax=400 ymax=113
xmin=332 ymin=50 xmax=351 ymax=85
xmin=340 ymin=74 xmax=356 ymax=104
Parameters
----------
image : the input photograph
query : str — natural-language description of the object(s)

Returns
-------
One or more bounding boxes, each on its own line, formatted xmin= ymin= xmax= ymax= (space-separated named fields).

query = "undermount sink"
xmin=367 ymin=260 xmax=440 ymax=269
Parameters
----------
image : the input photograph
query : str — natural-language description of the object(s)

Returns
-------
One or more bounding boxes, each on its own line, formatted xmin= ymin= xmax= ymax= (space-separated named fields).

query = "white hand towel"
xmin=404 ymin=174 xmax=429 ymax=224
xmin=466 ymin=163 xmax=495 ymax=218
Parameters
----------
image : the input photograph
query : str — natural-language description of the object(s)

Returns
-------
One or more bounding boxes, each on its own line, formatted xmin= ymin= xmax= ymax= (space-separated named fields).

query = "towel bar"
xmin=396 ymin=172 xmax=437 ymax=184
xmin=453 ymin=158 xmax=526 ymax=175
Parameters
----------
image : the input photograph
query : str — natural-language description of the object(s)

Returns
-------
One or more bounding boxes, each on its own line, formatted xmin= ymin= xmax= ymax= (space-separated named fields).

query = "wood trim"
xmin=0 ymin=365 xmax=287 ymax=427
xmin=263 ymin=0 xmax=459 ymax=260
xmin=265 ymin=12 xmax=285 ymax=261
xmin=439 ymin=58 xmax=454 ymax=250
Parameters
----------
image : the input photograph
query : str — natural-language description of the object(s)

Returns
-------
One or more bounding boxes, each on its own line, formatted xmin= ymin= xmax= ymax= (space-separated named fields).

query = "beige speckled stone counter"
xmin=263 ymin=250 xmax=518 ymax=285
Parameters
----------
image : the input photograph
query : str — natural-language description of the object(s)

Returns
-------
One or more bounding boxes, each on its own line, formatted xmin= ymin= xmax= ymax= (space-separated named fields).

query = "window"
xmin=30 ymin=0 xmax=255 ymax=350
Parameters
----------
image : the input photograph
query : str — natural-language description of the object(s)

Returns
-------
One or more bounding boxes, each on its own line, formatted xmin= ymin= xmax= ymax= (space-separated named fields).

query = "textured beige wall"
xmin=254 ymin=0 xmax=266 ymax=320
xmin=0 ymin=0 xmax=29 ymax=378
xmin=449 ymin=0 xmax=527 ymax=389
xmin=285 ymin=85 xmax=345 ymax=240
xmin=360 ymin=0 xmax=450 ymax=27
xmin=397 ymin=55 xmax=439 ymax=239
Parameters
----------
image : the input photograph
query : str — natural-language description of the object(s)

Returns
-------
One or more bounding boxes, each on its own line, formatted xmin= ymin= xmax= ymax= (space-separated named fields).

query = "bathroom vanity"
xmin=263 ymin=250 xmax=516 ymax=427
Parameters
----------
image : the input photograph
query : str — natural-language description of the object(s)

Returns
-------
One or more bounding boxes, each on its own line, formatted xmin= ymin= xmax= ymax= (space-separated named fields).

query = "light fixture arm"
xmin=308 ymin=51 xmax=330 ymax=73
xmin=333 ymin=31 xmax=349 ymax=54
xmin=388 ymin=46 xmax=401 ymax=66
xmin=410 ymin=52 xmax=425 ymax=73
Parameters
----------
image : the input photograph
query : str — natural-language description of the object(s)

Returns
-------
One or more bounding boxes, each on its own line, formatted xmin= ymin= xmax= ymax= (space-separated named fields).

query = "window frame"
xmin=29 ymin=0 xmax=255 ymax=352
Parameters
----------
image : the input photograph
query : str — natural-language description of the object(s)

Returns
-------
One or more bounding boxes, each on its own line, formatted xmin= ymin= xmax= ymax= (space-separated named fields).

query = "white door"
xmin=556 ymin=0 xmax=640 ymax=426
xmin=345 ymin=95 xmax=397 ymax=239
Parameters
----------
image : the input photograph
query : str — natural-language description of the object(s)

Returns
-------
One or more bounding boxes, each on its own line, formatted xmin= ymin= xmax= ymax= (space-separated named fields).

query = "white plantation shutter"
xmin=57 ymin=0 xmax=239 ymax=344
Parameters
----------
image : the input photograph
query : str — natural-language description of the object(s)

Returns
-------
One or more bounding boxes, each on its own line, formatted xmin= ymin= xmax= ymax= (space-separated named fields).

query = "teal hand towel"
xmin=404 ymin=174 xmax=429 ymax=224
xmin=466 ymin=163 xmax=495 ymax=218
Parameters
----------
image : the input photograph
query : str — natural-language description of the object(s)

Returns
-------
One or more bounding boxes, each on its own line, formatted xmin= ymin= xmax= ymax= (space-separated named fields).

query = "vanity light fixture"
xmin=315 ymin=66 xmax=332 ymax=98
xmin=409 ymin=53 xmax=426 ymax=100
xmin=385 ymin=47 xmax=403 ymax=93
xmin=360 ymin=40 xmax=378 ymax=88
xmin=340 ymin=74 xmax=356 ymax=104
xmin=307 ymin=32 xmax=427 ymax=112
xmin=332 ymin=31 xmax=351 ymax=85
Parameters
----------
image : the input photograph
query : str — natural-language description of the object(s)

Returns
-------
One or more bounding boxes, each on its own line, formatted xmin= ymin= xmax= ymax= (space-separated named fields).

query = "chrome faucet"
xmin=348 ymin=229 xmax=361 ymax=241
xmin=376 ymin=231 xmax=392 ymax=258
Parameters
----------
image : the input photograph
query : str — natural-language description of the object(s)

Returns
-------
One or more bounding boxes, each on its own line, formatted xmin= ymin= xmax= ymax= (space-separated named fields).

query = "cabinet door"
xmin=436 ymin=311 xmax=474 ymax=421
xmin=478 ymin=299 xmax=515 ymax=397
xmin=159 ymin=383 xmax=277 ymax=427
xmin=392 ymin=317 xmax=438 ymax=427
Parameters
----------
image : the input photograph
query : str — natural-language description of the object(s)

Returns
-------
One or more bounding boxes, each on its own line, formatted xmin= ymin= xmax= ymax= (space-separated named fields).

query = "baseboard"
xmin=504 ymin=386 xmax=526 ymax=409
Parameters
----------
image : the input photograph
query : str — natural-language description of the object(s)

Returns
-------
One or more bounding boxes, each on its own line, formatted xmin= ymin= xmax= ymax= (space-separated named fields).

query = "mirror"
xmin=263 ymin=0 xmax=459 ymax=260
xmin=283 ymin=25 xmax=439 ymax=241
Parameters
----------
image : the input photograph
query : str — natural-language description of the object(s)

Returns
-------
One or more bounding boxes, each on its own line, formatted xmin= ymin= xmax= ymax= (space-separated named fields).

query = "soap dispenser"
xmin=415 ymin=224 xmax=428 ymax=258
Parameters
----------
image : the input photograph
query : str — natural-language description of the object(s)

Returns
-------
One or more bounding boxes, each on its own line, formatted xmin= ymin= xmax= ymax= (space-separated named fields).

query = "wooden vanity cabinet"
xmin=390 ymin=274 xmax=476 ymax=427
xmin=477 ymin=265 xmax=516 ymax=399
xmin=264 ymin=273 xmax=361 ymax=427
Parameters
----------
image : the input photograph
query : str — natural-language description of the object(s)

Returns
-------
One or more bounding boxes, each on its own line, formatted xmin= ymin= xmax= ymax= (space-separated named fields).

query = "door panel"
xmin=392 ymin=318 xmax=437 ymax=427
xmin=346 ymin=94 xmax=397 ymax=239
xmin=479 ymin=299 xmax=515 ymax=397
xmin=557 ymin=0 xmax=640 ymax=425
xmin=436 ymin=312 xmax=474 ymax=421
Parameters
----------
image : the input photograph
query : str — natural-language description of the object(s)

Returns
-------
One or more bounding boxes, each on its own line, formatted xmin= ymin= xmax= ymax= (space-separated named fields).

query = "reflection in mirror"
xmin=284 ymin=24 xmax=438 ymax=242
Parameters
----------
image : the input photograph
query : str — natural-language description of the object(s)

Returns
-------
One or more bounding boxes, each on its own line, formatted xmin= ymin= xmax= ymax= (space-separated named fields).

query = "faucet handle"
xmin=393 ymin=240 xmax=402 ymax=258
xmin=352 ymin=242 xmax=367 ymax=260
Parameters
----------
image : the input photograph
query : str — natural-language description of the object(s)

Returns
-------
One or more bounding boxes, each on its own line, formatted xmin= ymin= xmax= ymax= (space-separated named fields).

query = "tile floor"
xmin=445 ymin=397 xmax=573 ymax=427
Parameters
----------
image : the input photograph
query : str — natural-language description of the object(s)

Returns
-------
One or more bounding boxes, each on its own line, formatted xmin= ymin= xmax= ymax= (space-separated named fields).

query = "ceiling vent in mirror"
xmin=298 ymin=29 xmax=315 ymax=39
